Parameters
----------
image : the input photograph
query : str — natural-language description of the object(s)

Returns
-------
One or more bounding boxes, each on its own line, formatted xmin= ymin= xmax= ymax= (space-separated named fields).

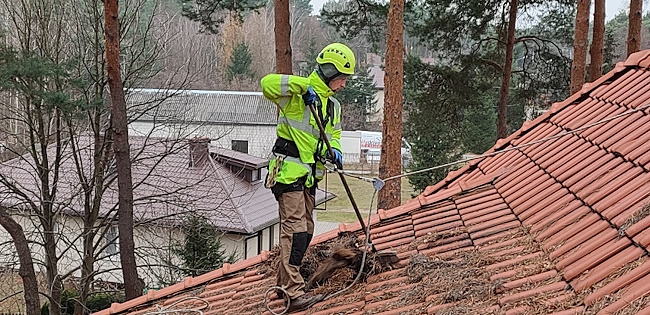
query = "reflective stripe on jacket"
xmin=261 ymin=71 xmax=342 ymax=187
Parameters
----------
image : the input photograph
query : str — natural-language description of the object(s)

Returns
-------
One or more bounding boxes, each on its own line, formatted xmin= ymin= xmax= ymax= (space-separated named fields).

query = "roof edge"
xmin=624 ymin=50 xmax=650 ymax=68
xmin=209 ymin=158 xmax=255 ymax=234
xmin=127 ymin=88 xmax=264 ymax=96
xmin=94 ymin=251 xmax=271 ymax=315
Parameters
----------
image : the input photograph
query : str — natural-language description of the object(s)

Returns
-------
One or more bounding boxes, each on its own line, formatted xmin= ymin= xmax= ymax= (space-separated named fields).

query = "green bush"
xmin=39 ymin=289 xmax=125 ymax=314
xmin=40 ymin=289 xmax=78 ymax=315
xmin=86 ymin=292 xmax=125 ymax=312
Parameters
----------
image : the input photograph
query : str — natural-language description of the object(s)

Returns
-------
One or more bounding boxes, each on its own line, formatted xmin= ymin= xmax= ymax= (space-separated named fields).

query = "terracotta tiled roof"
xmin=96 ymin=50 xmax=650 ymax=315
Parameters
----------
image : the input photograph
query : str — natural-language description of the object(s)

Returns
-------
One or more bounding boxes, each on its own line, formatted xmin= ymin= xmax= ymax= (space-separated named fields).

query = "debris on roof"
xmin=95 ymin=50 xmax=650 ymax=315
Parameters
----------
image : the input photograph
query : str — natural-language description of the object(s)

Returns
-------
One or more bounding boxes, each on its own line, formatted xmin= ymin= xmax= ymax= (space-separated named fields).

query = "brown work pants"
xmin=276 ymin=188 xmax=315 ymax=299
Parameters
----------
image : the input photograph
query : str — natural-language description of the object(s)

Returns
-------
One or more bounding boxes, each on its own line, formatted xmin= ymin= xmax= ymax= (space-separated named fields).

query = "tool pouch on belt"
xmin=267 ymin=138 xmax=307 ymax=198
xmin=265 ymin=155 xmax=283 ymax=189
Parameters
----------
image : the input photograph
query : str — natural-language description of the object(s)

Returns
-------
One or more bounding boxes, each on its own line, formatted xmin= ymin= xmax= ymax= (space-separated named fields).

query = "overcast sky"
xmin=310 ymin=1 xmax=645 ymax=22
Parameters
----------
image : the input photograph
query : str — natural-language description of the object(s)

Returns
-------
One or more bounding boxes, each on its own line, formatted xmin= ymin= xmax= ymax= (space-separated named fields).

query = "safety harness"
xmin=267 ymin=97 xmax=333 ymax=192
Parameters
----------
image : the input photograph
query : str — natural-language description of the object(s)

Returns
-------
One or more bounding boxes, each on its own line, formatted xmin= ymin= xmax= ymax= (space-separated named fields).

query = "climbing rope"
xmin=143 ymin=297 xmax=210 ymax=315
xmin=264 ymin=286 xmax=291 ymax=315
xmin=263 ymin=188 xmax=380 ymax=314
xmin=323 ymin=189 xmax=377 ymax=301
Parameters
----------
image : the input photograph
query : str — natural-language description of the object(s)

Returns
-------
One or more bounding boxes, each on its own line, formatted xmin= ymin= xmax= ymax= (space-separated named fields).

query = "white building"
xmin=126 ymin=89 xmax=278 ymax=159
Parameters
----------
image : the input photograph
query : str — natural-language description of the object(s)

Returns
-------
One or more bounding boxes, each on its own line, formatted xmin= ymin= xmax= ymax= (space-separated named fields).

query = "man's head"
xmin=316 ymin=43 xmax=355 ymax=92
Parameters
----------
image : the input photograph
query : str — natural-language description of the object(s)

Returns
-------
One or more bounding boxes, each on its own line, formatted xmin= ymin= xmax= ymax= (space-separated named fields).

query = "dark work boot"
xmin=287 ymin=293 xmax=324 ymax=313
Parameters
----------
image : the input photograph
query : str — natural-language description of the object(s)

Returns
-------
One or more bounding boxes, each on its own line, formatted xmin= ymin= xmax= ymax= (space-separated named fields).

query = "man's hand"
xmin=302 ymin=86 xmax=317 ymax=106
xmin=327 ymin=149 xmax=343 ymax=169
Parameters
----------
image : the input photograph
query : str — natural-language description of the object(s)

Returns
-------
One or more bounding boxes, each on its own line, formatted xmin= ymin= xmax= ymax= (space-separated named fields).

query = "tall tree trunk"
xmin=274 ymin=0 xmax=292 ymax=74
xmin=496 ymin=0 xmax=518 ymax=139
xmin=589 ymin=0 xmax=605 ymax=81
xmin=44 ymin=219 xmax=62 ymax=315
xmin=35 ymin=104 xmax=62 ymax=315
xmin=74 ymin=221 xmax=96 ymax=315
xmin=104 ymin=0 xmax=141 ymax=300
xmin=378 ymin=0 xmax=405 ymax=210
xmin=0 ymin=209 xmax=40 ymax=315
xmin=627 ymin=0 xmax=643 ymax=57
xmin=570 ymin=0 xmax=590 ymax=95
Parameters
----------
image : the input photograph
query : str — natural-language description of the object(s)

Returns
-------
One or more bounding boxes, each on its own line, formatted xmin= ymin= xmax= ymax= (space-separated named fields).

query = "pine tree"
xmin=336 ymin=63 xmax=378 ymax=131
xmin=403 ymin=56 xmax=484 ymax=192
xmin=602 ymin=27 xmax=619 ymax=73
xmin=461 ymin=100 xmax=497 ymax=155
xmin=301 ymin=37 xmax=320 ymax=77
xmin=378 ymin=0 xmax=405 ymax=210
xmin=627 ymin=0 xmax=643 ymax=56
xmin=226 ymin=42 xmax=255 ymax=82
xmin=588 ymin=0 xmax=605 ymax=81
xmin=179 ymin=0 xmax=266 ymax=34
xmin=570 ymin=0 xmax=590 ymax=95
xmin=173 ymin=215 xmax=236 ymax=277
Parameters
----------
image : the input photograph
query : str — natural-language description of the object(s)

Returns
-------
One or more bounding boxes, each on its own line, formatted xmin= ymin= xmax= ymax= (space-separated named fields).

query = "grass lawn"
xmin=314 ymin=210 xmax=359 ymax=223
xmin=315 ymin=172 xmax=416 ymax=216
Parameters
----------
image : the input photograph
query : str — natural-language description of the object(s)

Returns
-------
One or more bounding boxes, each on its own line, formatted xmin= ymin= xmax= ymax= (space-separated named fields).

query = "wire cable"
xmin=333 ymin=103 xmax=650 ymax=184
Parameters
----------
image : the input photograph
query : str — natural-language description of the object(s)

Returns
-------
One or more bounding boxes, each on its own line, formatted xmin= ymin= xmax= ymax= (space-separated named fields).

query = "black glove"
xmin=302 ymin=86 xmax=317 ymax=106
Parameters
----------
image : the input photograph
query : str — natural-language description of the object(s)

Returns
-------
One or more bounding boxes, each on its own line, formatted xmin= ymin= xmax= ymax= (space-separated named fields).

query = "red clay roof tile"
xmin=626 ymin=50 xmax=650 ymax=66
xmin=612 ymin=72 xmax=650 ymax=104
xmin=499 ymin=282 xmax=567 ymax=305
xmin=533 ymin=202 xmax=587 ymax=240
xmin=598 ymin=271 xmax=650 ymax=314
xmin=610 ymin=190 xmax=650 ymax=226
xmin=600 ymin=70 xmax=644 ymax=99
xmin=585 ymin=257 xmax=650 ymax=306
xmin=542 ymin=213 xmax=603 ymax=250
xmin=571 ymin=246 xmax=644 ymax=292
xmin=95 ymin=49 xmax=650 ymax=315
xmin=498 ymin=270 xmax=558 ymax=293
xmin=521 ymin=191 xmax=574 ymax=225
xmin=561 ymin=237 xmax=631 ymax=281
xmin=549 ymin=220 xmax=612 ymax=261
xmin=581 ymin=106 xmax=627 ymax=139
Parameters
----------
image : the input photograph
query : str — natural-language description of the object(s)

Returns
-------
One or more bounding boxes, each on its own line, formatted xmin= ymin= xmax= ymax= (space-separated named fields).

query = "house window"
xmin=231 ymin=140 xmax=248 ymax=154
xmin=251 ymin=169 xmax=261 ymax=182
xmin=105 ymin=226 xmax=119 ymax=256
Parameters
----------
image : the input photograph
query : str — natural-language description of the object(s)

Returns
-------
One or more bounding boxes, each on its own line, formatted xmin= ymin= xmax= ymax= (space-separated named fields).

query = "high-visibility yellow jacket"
xmin=261 ymin=71 xmax=342 ymax=188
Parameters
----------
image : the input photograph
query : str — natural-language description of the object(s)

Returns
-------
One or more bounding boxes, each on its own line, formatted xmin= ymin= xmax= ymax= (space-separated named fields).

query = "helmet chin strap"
xmin=317 ymin=63 xmax=341 ymax=85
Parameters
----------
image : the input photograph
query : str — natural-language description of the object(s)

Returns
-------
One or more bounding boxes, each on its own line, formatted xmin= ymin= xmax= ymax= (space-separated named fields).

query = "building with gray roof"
xmin=126 ymin=88 xmax=278 ymax=158
xmin=0 ymin=134 xmax=334 ymax=289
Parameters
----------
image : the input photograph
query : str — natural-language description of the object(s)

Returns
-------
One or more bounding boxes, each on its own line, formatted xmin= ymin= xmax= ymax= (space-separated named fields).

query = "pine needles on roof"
xmin=260 ymin=232 xmax=395 ymax=299
xmin=304 ymin=232 xmax=396 ymax=292
xmin=408 ymin=251 xmax=494 ymax=304
xmin=618 ymin=202 xmax=650 ymax=236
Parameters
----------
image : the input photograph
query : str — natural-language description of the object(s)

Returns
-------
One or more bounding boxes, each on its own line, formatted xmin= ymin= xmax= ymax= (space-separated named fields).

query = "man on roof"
xmin=261 ymin=42 xmax=355 ymax=312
